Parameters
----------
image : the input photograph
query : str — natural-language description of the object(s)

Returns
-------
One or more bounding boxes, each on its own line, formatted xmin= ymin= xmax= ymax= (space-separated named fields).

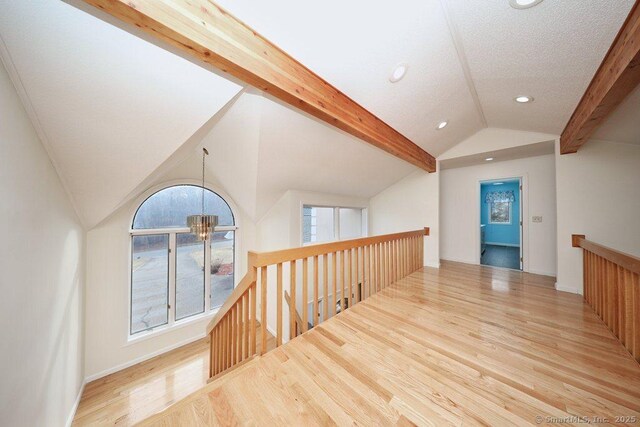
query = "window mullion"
xmin=168 ymin=233 xmax=177 ymax=326
xmin=205 ymin=237 xmax=211 ymax=312
xmin=334 ymin=207 xmax=340 ymax=241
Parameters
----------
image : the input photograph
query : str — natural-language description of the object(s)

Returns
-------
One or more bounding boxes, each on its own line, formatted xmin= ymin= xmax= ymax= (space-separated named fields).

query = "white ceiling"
xmin=255 ymin=95 xmax=414 ymax=220
xmin=593 ymin=85 xmax=640 ymax=145
xmin=213 ymin=0 xmax=485 ymax=157
xmin=198 ymin=93 xmax=414 ymax=221
xmin=0 ymin=0 xmax=635 ymax=228
xmin=0 ymin=0 xmax=243 ymax=228
xmin=445 ymin=0 xmax=634 ymax=135
xmin=214 ymin=0 xmax=633 ymax=145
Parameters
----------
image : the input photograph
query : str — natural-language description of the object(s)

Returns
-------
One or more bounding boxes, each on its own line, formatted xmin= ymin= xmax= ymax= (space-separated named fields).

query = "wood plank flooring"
xmin=72 ymin=328 xmax=275 ymax=425
xmin=82 ymin=261 xmax=640 ymax=425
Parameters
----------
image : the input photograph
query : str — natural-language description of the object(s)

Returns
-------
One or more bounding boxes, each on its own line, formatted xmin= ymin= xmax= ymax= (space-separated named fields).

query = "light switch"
xmin=532 ymin=216 xmax=543 ymax=223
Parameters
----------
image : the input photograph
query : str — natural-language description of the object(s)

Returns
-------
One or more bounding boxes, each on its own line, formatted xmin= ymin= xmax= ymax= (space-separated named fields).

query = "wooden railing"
xmin=207 ymin=227 xmax=430 ymax=378
xmin=572 ymin=234 xmax=640 ymax=362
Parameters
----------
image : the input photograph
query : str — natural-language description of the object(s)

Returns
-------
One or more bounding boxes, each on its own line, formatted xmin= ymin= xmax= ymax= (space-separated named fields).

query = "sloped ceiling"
xmin=255 ymin=96 xmax=414 ymax=220
xmin=200 ymin=93 xmax=414 ymax=221
xmin=444 ymin=0 xmax=634 ymax=134
xmin=0 ymin=0 xmax=635 ymax=227
xmin=213 ymin=0 xmax=633 ymax=150
xmin=213 ymin=0 xmax=485 ymax=158
xmin=0 ymin=0 xmax=243 ymax=228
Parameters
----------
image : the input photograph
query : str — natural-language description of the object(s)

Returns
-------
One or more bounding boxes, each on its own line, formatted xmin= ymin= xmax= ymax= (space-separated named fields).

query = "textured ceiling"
xmin=0 ymin=0 xmax=635 ymax=227
xmin=213 ymin=0 xmax=485 ymax=158
xmin=445 ymin=0 xmax=634 ymax=134
xmin=0 ymin=0 xmax=243 ymax=228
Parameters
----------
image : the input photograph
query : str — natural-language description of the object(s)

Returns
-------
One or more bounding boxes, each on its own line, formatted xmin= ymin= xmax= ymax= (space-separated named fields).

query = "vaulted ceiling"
xmin=0 ymin=0 xmax=242 ymax=227
xmin=0 ymin=0 xmax=634 ymax=228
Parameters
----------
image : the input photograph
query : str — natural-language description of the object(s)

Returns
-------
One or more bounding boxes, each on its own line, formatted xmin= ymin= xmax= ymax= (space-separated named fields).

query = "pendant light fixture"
xmin=187 ymin=148 xmax=218 ymax=241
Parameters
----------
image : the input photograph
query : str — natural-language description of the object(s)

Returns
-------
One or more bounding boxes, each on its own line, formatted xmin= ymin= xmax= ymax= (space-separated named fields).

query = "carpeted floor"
xmin=481 ymin=244 xmax=520 ymax=270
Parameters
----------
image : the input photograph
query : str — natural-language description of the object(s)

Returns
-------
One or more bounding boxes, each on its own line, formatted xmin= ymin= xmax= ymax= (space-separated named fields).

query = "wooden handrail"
xmin=573 ymin=234 xmax=640 ymax=363
xmin=251 ymin=227 xmax=429 ymax=267
xmin=572 ymin=234 xmax=640 ymax=274
xmin=206 ymin=227 xmax=430 ymax=378
xmin=207 ymin=272 xmax=255 ymax=334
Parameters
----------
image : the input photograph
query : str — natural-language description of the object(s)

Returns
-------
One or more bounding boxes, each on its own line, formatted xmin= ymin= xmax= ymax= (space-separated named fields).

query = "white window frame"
xmin=301 ymin=205 xmax=367 ymax=246
xmin=127 ymin=182 xmax=240 ymax=342
xmin=128 ymin=226 xmax=238 ymax=341
xmin=488 ymin=201 xmax=512 ymax=225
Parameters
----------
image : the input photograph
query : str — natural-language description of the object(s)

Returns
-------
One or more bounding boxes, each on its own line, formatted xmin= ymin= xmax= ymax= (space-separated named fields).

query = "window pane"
xmin=175 ymin=234 xmax=205 ymax=320
xmin=211 ymin=231 xmax=234 ymax=309
xmin=303 ymin=206 xmax=335 ymax=244
xmin=339 ymin=208 xmax=363 ymax=240
xmin=490 ymin=202 xmax=510 ymax=223
xmin=133 ymin=185 xmax=234 ymax=229
xmin=131 ymin=235 xmax=169 ymax=334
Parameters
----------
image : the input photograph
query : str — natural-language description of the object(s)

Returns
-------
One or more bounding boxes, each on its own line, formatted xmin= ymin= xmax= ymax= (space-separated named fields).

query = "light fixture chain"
xmin=201 ymin=148 xmax=205 ymax=215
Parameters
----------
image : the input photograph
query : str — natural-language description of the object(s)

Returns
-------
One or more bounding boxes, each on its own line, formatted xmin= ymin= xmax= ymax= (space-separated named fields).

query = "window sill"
xmin=125 ymin=309 xmax=219 ymax=346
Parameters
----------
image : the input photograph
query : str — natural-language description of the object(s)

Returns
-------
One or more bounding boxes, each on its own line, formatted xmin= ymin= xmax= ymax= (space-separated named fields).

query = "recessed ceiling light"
xmin=515 ymin=95 xmax=534 ymax=103
xmin=436 ymin=120 xmax=448 ymax=130
xmin=485 ymin=157 xmax=494 ymax=161
xmin=493 ymin=182 xmax=504 ymax=185
xmin=389 ymin=63 xmax=408 ymax=83
xmin=509 ymin=0 xmax=544 ymax=9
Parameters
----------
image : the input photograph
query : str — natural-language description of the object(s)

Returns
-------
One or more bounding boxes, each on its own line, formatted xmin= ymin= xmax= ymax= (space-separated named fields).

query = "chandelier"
xmin=187 ymin=148 xmax=218 ymax=241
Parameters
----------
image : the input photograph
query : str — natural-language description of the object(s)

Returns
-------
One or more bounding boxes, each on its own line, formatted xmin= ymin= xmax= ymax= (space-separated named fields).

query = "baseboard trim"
xmin=65 ymin=380 xmax=86 ymax=427
xmin=440 ymin=256 xmax=477 ymax=265
xmin=527 ymin=268 xmax=557 ymax=278
xmin=424 ymin=261 xmax=440 ymax=268
xmin=84 ymin=332 xmax=206 ymax=383
xmin=555 ymin=282 xmax=581 ymax=295
xmin=484 ymin=242 xmax=520 ymax=248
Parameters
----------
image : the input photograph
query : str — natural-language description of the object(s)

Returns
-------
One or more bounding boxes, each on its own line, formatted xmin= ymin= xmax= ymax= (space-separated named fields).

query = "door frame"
xmin=476 ymin=176 xmax=527 ymax=271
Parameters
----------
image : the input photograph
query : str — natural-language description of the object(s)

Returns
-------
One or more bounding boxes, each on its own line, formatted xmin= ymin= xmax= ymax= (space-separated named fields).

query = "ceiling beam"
xmin=560 ymin=1 xmax=640 ymax=154
xmin=78 ymin=0 xmax=436 ymax=172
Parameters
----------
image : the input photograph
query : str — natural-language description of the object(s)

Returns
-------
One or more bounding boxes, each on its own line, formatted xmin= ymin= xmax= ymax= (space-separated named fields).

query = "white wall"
xmin=555 ymin=139 xmax=640 ymax=293
xmin=440 ymin=154 xmax=557 ymax=276
xmin=369 ymin=170 xmax=440 ymax=268
xmin=84 ymin=151 xmax=257 ymax=380
xmin=0 ymin=60 xmax=85 ymax=426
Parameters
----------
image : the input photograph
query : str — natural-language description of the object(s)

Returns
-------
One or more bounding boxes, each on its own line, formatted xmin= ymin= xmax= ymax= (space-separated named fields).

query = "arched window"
xmin=130 ymin=185 xmax=236 ymax=336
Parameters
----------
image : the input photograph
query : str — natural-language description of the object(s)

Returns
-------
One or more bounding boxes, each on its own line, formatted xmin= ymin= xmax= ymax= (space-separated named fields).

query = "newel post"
xmin=572 ymin=234 xmax=585 ymax=248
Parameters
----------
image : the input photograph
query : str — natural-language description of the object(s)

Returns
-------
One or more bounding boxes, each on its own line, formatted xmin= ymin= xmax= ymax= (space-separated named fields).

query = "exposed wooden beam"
xmin=560 ymin=1 xmax=640 ymax=154
xmin=79 ymin=0 xmax=436 ymax=172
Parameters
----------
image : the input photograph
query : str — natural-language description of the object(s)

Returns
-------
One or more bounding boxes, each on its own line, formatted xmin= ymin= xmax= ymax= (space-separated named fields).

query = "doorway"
xmin=480 ymin=178 xmax=522 ymax=270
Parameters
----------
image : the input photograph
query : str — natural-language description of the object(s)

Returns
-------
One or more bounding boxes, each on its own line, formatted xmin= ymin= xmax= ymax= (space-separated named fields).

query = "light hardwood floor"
xmin=72 ymin=327 xmax=275 ymax=425
xmin=79 ymin=261 xmax=640 ymax=425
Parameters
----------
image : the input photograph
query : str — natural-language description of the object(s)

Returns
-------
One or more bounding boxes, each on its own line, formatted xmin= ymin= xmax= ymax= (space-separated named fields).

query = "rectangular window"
xmin=490 ymin=201 xmax=511 ymax=224
xmin=175 ymin=233 xmax=205 ymax=321
xmin=211 ymin=230 xmax=235 ymax=309
xmin=303 ymin=206 xmax=335 ymax=244
xmin=302 ymin=205 xmax=365 ymax=244
xmin=131 ymin=234 xmax=169 ymax=334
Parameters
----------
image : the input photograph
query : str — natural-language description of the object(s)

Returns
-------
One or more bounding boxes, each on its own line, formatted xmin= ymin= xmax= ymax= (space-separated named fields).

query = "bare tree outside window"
xmin=130 ymin=185 xmax=236 ymax=336
xmin=489 ymin=201 xmax=511 ymax=224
